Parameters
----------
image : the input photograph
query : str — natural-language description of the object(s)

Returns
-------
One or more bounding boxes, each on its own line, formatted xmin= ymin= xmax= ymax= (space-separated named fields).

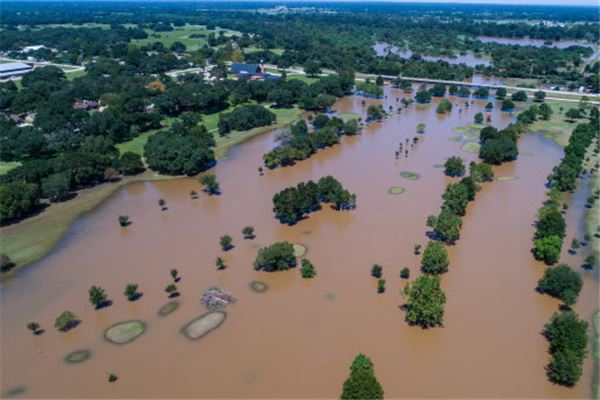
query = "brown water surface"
xmin=1 ymin=88 xmax=597 ymax=398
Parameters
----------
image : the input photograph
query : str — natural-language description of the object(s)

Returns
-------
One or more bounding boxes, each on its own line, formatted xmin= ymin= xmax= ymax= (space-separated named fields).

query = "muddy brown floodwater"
xmin=1 ymin=88 xmax=598 ymax=398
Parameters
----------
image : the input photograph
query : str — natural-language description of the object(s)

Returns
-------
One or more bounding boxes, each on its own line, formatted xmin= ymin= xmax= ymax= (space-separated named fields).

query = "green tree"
xmin=165 ymin=283 xmax=178 ymax=297
xmin=470 ymin=162 xmax=494 ymax=183
xmin=124 ymin=283 xmax=139 ymax=300
xmin=119 ymin=152 xmax=145 ymax=175
xmin=0 ymin=182 xmax=40 ymax=223
xmin=215 ymin=256 xmax=226 ymax=270
xmin=371 ymin=264 xmax=383 ymax=278
xmin=377 ymin=279 xmax=386 ymax=293
xmin=200 ymin=174 xmax=220 ymax=195
xmin=54 ymin=311 xmax=78 ymax=331
xmin=340 ymin=354 xmax=384 ymax=400
xmin=300 ymin=259 xmax=316 ymax=278
xmin=89 ymin=286 xmax=108 ymax=308
xmin=170 ymin=268 xmax=179 ymax=281
xmin=220 ymin=235 xmax=233 ymax=251
xmin=537 ymin=264 xmax=583 ymax=306
xmin=511 ymin=90 xmax=528 ymax=102
xmin=495 ymin=88 xmax=507 ymax=99
xmin=436 ymin=98 xmax=452 ymax=114
xmin=421 ymin=241 xmax=449 ymax=274
xmin=404 ymin=275 xmax=446 ymax=328
xmin=242 ymin=226 xmax=255 ymax=239
xmin=118 ymin=215 xmax=130 ymax=227
xmin=158 ymin=198 xmax=166 ymax=210
xmin=534 ymin=235 xmax=563 ymax=265
xmin=27 ymin=322 xmax=41 ymax=334
xmin=254 ymin=241 xmax=297 ymax=272
xmin=415 ymin=89 xmax=432 ymax=103
xmin=444 ymin=156 xmax=465 ymax=177
xmin=400 ymin=268 xmax=410 ymax=279
xmin=501 ymin=99 xmax=515 ymax=111
xmin=41 ymin=173 xmax=71 ymax=202
xmin=474 ymin=112 xmax=484 ymax=124
xmin=534 ymin=90 xmax=546 ymax=102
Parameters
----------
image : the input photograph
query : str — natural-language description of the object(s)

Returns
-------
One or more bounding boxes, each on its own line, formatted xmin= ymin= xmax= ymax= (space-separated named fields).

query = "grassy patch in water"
xmin=453 ymin=126 xmax=470 ymax=133
xmin=158 ymin=301 xmax=180 ymax=316
xmin=461 ymin=142 xmax=481 ymax=153
xmin=65 ymin=349 xmax=91 ymax=364
xmin=249 ymin=281 xmax=269 ymax=293
xmin=399 ymin=171 xmax=420 ymax=180
xmin=388 ymin=187 xmax=405 ymax=195
xmin=293 ymin=243 xmax=307 ymax=257
xmin=181 ymin=311 xmax=227 ymax=340
xmin=104 ymin=320 xmax=146 ymax=345
xmin=496 ymin=176 xmax=519 ymax=181
xmin=448 ymin=136 xmax=462 ymax=142
xmin=462 ymin=132 xmax=479 ymax=140
xmin=338 ymin=112 xmax=359 ymax=121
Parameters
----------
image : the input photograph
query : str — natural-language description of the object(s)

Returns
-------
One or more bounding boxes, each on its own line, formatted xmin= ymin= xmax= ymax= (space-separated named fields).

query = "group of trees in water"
xmin=272 ymin=176 xmax=356 ymax=224
xmin=0 ymin=54 xmax=355 ymax=224
xmin=263 ymin=116 xmax=360 ymax=168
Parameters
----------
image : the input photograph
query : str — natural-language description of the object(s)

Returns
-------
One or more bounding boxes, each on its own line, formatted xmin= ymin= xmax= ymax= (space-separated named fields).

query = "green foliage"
xmin=548 ymin=122 xmax=596 ymax=191
xmin=356 ymin=81 xmax=383 ymax=97
xmin=54 ymin=310 xmax=78 ymax=331
xmin=429 ymin=83 xmax=446 ymax=97
xmin=442 ymin=182 xmax=470 ymax=216
xmin=144 ymin=124 xmax=215 ymax=176
xmin=119 ymin=151 xmax=145 ymax=175
xmin=89 ymin=285 xmax=108 ymax=308
xmin=242 ymin=225 xmax=255 ymax=239
xmin=404 ymin=275 xmax=446 ymax=328
xmin=41 ymin=172 xmax=71 ymax=202
xmin=377 ymin=279 xmax=386 ymax=293
xmin=220 ymin=235 xmax=233 ymax=251
xmin=371 ymin=264 xmax=383 ymax=278
xmin=436 ymin=98 xmax=452 ymax=114
xmin=367 ymin=104 xmax=385 ymax=121
xmin=124 ymin=283 xmax=139 ymax=300
xmin=415 ymin=89 xmax=432 ymax=103
xmin=473 ymin=112 xmax=484 ymax=124
xmin=544 ymin=311 xmax=588 ymax=387
xmin=535 ymin=204 xmax=566 ymax=240
xmin=470 ymin=162 xmax=494 ymax=183
xmin=533 ymin=235 xmax=563 ymax=265
xmin=421 ymin=241 xmax=449 ymax=274
xmin=511 ymin=90 xmax=528 ymax=102
xmin=218 ymin=104 xmax=276 ymax=136
xmin=400 ymin=267 xmax=410 ymax=279
xmin=534 ymin=90 xmax=546 ymax=102
xmin=254 ymin=241 xmax=297 ymax=272
xmin=416 ymin=123 xmax=426 ymax=134
xmin=537 ymin=264 xmax=583 ymax=306
xmin=430 ymin=209 xmax=463 ymax=244
xmin=215 ymin=256 xmax=225 ymax=270
xmin=0 ymin=181 xmax=40 ymax=223
xmin=170 ymin=268 xmax=178 ymax=280
xmin=300 ymin=259 xmax=316 ymax=278
xmin=199 ymin=174 xmax=220 ymax=195
xmin=444 ymin=156 xmax=465 ymax=177
xmin=272 ymin=176 xmax=356 ymax=224
xmin=27 ymin=322 xmax=41 ymax=334
xmin=341 ymin=354 xmax=384 ymax=400
xmin=495 ymin=88 xmax=507 ymax=99
xmin=165 ymin=283 xmax=178 ymax=296
xmin=501 ymin=99 xmax=515 ymax=111
xmin=479 ymin=135 xmax=518 ymax=165
xmin=108 ymin=373 xmax=119 ymax=382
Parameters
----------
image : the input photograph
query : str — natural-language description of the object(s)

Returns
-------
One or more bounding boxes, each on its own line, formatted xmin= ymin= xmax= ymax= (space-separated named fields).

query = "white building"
xmin=21 ymin=45 xmax=46 ymax=53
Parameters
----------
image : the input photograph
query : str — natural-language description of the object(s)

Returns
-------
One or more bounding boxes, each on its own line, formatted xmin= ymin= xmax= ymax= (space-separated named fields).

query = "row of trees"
xmin=263 ymin=116 xmax=360 ymax=168
xmin=272 ymin=176 xmax=357 ymax=224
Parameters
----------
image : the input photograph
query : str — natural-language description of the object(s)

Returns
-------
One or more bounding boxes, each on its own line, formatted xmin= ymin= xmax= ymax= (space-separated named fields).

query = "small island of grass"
xmin=181 ymin=311 xmax=227 ymax=340
xmin=104 ymin=320 xmax=146 ymax=345
xmin=65 ymin=349 xmax=92 ymax=364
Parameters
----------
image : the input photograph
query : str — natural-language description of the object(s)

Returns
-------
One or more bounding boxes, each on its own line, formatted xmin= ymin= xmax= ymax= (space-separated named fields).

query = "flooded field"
xmin=373 ymin=42 xmax=492 ymax=67
xmin=476 ymin=36 xmax=593 ymax=49
xmin=1 ymin=88 xmax=597 ymax=398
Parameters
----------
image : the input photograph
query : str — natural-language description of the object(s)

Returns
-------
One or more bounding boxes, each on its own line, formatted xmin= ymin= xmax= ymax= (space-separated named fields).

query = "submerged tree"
xmin=300 ymin=259 xmax=316 ymax=278
xmin=242 ymin=226 xmax=255 ymax=239
xmin=199 ymin=174 xmax=220 ymax=195
xmin=404 ymin=275 xmax=446 ymax=328
xmin=220 ymin=235 xmax=233 ymax=251
xmin=89 ymin=286 xmax=108 ymax=309
xmin=340 ymin=354 xmax=384 ymax=400
xmin=444 ymin=156 xmax=465 ymax=177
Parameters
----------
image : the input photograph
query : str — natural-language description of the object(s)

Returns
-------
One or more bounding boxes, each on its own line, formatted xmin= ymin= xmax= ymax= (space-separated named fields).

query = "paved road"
xmin=264 ymin=63 xmax=599 ymax=103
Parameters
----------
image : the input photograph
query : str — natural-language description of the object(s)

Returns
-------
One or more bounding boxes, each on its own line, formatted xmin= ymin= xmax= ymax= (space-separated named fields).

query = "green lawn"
xmin=526 ymin=100 xmax=581 ymax=146
xmin=132 ymin=24 xmax=241 ymax=51
xmin=66 ymin=69 xmax=87 ymax=81
xmin=287 ymin=73 xmax=319 ymax=84
xmin=0 ymin=161 xmax=21 ymax=175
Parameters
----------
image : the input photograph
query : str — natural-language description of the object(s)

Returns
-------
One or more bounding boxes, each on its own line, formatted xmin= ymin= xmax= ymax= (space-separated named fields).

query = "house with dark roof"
xmin=230 ymin=63 xmax=264 ymax=76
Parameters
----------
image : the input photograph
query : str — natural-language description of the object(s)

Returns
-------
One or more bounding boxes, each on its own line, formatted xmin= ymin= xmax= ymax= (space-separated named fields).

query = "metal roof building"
xmin=0 ymin=62 xmax=34 ymax=79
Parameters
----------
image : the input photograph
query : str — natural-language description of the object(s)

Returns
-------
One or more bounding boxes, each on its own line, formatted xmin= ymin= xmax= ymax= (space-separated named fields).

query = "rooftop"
xmin=0 ymin=62 xmax=33 ymax=73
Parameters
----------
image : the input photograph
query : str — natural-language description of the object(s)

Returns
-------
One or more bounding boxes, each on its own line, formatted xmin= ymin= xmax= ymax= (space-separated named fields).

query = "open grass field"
xmin=526 ymin=99 xmax=582 ymax=147
xmin=132 ymin=24 xmax=241 ymax=51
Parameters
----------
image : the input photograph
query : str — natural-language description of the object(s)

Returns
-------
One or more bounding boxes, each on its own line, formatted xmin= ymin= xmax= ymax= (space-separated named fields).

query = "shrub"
xmin=124 ymin=283 xmax=139 ymax=300
xmin=404 ymin=275 xmax=446 ymax=328
xmin=254 ymin=242 xmax=297 ymax=272
xmin=54 ymin=311 xmax=78 ymax=331
xmin=421 ymin=241 xmax=449 ymax=274
xmin=118 ymin=215 xmax=130 ymax=227
xmin=89 ymin=286 xmax=108 ymax=308
xmin=199 ymin=174 xmax=220 ymax=195
xmin=470 ymin=162 xmax=494 ymax=183
xmin=300 ymin=259 xmax=316 ymax=278
xmin=474 ymin=112 xmax=484 ymax=124
xmin=371 ymin=264 xmax=383 ymax=278
xmin=400 ymin=268 xmax=410 ymax=279
xmin=242 ymin=226 xmax=255 ymax=239
xmin=27 ymin=322 xmax=41 ymax=334
xmin=537 ymin=264 xmax=583 ymax=306
xmin=512 ymin=90 xmax=528 ymax=102
xmin=444 ymin=156 xmax=465 ymax=177
xmin=0 ymin=182 xmax=40 ymax=223
xmin=165 ymin=283 xmax=178 ymax=297
xmin=377 ymin=279 xmax=386 ymax=293
xmin=170 ymin=268 xmax=179 ymax=280
xmin=220 ymin=235 xmax=233 ymax=251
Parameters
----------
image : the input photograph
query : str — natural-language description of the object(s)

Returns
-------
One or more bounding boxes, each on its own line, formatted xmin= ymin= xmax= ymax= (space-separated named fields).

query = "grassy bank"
xmin=526 ymin=99 xmax=581 ymax=146
xmin=0 ymin=107 xmax=301 ymax=274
